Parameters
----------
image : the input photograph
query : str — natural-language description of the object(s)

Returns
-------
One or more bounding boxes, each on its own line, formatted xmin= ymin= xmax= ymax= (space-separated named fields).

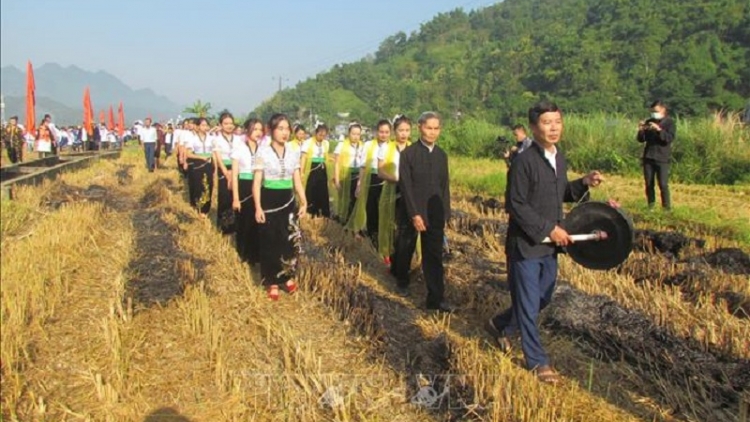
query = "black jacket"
xmin=398 ymin=141 xmax=451 ymax=227
xmin=637 ymin=117 xmax=675 ymax=163
xmin=505 ymin=141 xmax=589 ymax=260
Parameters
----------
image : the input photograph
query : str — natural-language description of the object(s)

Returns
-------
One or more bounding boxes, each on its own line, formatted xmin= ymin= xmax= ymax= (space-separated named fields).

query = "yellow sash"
xmin=346 ymin=140 xmax=386 ymax=232
xmin=335 ymin=139 xmax=361 ymax=219
xmin=378 ymin=141 xmax=410 ymax=257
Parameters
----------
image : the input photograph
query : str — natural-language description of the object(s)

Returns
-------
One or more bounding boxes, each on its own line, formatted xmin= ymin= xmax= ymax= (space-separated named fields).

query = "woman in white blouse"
xmin=231 ymin=118 xmax=263 ymax=264
xmin=185 ymin=117 xmax=215 ymax=216
xmin=333 ymin=123 xmax=364 ymax=223
xmin=377 ymin=115 xmax=413 ymax=266
xmin=300 ymin=123 xmax=331 ymax=217
xmin=213 ymin=112 xmax=239 ymax=234
xmin=252 ymin=114 xmax=308 ymax=300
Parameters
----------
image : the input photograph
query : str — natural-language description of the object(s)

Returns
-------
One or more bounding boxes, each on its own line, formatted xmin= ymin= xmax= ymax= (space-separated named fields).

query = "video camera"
xmin=495 ymin=135 xmax=511 ymax=145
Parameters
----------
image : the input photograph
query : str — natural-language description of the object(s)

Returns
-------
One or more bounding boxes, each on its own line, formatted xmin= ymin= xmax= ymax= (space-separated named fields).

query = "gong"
xmin=544 ymin=201 xmax=635 ymax=270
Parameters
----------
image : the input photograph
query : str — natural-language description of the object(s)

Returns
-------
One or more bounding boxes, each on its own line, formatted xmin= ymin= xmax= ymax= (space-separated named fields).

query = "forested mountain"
xmin=254 ymin=0 xmax=750 ymax=125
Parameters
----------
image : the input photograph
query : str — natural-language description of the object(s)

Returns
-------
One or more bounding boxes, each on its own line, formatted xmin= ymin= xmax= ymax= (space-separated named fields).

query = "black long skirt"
xmin=235 ymin=179 xmax=260 ymax=264
xmin=306 ymin=163 xmax=330 ymax=217
xmin=366 ymin=173 xmax=384 ymax=243
xmin=258 ymin=188 xmax=300 ymax=286
xmin=217 ymin=164 xmax=236 ymax=234
xmin=187 ymin=158 xmax=214 ymax=214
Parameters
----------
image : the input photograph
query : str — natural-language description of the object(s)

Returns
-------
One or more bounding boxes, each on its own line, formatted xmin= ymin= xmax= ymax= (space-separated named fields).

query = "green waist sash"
xmin=238 ymin=173 xmax=254 ymax=180
xmin=263 ymin=179 xmax=293 ymax=189
xmin=196 ymin=153 xmax=212 ymax=158
xmin=312 ymin=158 xmax=325 ymax=163
xmin=223 ymin=159 xmax=232 ymax=166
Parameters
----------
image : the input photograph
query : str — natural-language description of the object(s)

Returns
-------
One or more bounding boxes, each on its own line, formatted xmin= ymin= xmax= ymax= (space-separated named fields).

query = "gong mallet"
xmin=542 ymin=230 xmax=608 ymax=244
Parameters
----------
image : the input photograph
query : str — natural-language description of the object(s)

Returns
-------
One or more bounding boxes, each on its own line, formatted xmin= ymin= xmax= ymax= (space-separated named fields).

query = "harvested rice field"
xmin=1 ymin=149 xmax=748 ymax=421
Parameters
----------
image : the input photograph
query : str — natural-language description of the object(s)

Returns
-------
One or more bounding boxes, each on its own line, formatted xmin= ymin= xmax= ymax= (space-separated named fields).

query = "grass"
xmin=441 ymin=112 xmax=750 ymax=185
xmin=449 ymin=156 xmax=750 ymax=247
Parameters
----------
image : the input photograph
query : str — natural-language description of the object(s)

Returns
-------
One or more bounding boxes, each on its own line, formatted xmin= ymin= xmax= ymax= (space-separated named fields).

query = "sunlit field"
xmin=1 ymin=147 xmax=748 ymax=421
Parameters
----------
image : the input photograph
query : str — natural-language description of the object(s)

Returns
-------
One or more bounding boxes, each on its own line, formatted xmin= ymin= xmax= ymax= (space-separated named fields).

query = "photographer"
xmin=501 ymin=124 xmax=533 ymax=166
xmin=637 ymin=100 xmax=675 ymax=210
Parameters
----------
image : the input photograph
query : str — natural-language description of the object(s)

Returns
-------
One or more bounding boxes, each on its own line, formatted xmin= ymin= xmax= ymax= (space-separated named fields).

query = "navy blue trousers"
xmin=144 ymin=143 xmax=156 ymax=171
xmin=492 ymin=254 xmax=557 ymax=369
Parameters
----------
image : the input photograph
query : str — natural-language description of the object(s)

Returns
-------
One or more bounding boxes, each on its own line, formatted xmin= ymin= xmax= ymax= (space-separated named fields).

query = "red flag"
xmin=25 ymin=61 xmax=36 ymax=137
xmin=117 ymin=102 xmax=125 ymax=137
xmin=108 ymin=106 xmax=115 ymax=131
xmin=99 ymin=110 xmax=105 ymax=125
xmin=83 ymin=87 xmax=93 ymax=135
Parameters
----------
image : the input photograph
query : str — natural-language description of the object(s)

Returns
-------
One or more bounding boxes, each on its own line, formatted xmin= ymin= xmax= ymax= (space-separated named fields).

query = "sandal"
xmin=534 ymin=365 xmax=561 ymax=385
xmin=284 ymin=280 xmax=297 ymax=294
xmin=267 ymin=285 xmax=280 ymax=301
xmin=484 ymin=319 xmax=512 ymax=353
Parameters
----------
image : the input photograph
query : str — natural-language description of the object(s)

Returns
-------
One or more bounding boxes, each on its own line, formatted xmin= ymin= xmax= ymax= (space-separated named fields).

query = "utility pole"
xmin=273 ymin=75 xmax=289 ymax=93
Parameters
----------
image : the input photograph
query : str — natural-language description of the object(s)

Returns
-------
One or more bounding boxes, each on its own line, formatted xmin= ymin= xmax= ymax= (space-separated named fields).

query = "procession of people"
xmin=1 ymin=100 xmax=630 ymax=385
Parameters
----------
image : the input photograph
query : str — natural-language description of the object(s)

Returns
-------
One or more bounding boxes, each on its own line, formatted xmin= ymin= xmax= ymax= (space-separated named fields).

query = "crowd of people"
xmin=2 ymin=99 xmax=668 ymax=385
xmin=140 ymin=101 xmax=616 ymax=385
xmin=0 ymin=114 xmax=130 ymax=163
xmin=155 ymin=111 xmax=454 ymax=308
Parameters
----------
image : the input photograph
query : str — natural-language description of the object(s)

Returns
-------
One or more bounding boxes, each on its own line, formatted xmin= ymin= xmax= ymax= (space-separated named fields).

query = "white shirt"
xmin=105 ymin=132 xmax=116 ymax=143
xmin=230 ymin=138 xmax=258 ymax=174
xmin=173 ymin=129 xmax=184 ymax=146
xmin=255 ymin=144 xmax=301 ymax=181
xmin=419 ymin=139 xmax=435 ymax=153
xmin=164 ymin=132 xmax=174 ymax=145
xmin=139 ymin=126 xmax=157 ymax=143
xmin=186 ymin=133 xmax=215 ymax=155
xmin=333 ymin=140 xmax=365 ymax=169
xmin=212 ymin=133 xmax=236 ymax=162
xmin=360 ymin=140 xmax=387 ymax=170
xmin=300 ymin=138 xmax=329 ymax=161
xmin=47 ymin=122 xmax=61 ymax=142
xmin=543 ymin=144 xmax=557 ymax=174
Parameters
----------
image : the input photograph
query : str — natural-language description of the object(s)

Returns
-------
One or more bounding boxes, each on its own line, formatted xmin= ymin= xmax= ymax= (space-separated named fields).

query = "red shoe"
xmin=267 ymin=285 xmax=280 ymax=301
xmin=383 ymin=256 xmax=391 ymax=266
xmin=284 ymin=280 xmax=297 ymax=294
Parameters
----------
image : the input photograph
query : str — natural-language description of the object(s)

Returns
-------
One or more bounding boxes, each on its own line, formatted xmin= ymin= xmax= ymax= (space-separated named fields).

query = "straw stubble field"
xmin=1 ymin=150 xmax=749 ymax=421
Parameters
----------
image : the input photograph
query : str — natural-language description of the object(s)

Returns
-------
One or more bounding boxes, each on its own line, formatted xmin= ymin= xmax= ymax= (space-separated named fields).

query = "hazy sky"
xmin=1 ymin=0 xmax=492 ymax=114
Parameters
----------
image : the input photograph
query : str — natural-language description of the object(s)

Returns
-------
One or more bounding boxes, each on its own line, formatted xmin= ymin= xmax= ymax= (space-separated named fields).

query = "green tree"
xmin=183 ymin=100 xmax=212 ymax=118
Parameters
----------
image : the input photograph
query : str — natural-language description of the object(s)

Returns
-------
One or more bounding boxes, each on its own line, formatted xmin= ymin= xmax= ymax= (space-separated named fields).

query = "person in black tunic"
xmin=486 ymin=100 xmax=611 ymax=384
xmin=392 ymin=112 xmax=454 ymax=313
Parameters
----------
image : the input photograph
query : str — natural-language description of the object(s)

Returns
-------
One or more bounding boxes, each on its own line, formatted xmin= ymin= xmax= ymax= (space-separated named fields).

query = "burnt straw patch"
xmin=299 ymin=232 xmax=483 ymax=420
xmin=635 ymin=229 xmax=706 ymax=258
xmin=124 ymin=182 xmax=207 ymax=311
xmin=546 ymin=283 xmax=750 ymax=407
xmin=446 ymin=204 xmax=749 ymax=420
xmin=686 ymin=247 xmax=750 ymax=275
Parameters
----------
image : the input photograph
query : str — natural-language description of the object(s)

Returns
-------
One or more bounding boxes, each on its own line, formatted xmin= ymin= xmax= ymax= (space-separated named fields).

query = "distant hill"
xmin=254 ymin=0 xmax=750 ymax=124
xmin=3 ymin=95 xmax=81 ymax=126
xmin=1 ymin=63 xmax=181 ymax=125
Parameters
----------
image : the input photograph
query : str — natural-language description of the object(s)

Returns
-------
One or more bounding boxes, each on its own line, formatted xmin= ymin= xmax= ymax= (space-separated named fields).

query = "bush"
xmin=563 ymin=113 xmax=750 ymax=185
xmin=440 ymin=117 xmax=505 ymax=158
